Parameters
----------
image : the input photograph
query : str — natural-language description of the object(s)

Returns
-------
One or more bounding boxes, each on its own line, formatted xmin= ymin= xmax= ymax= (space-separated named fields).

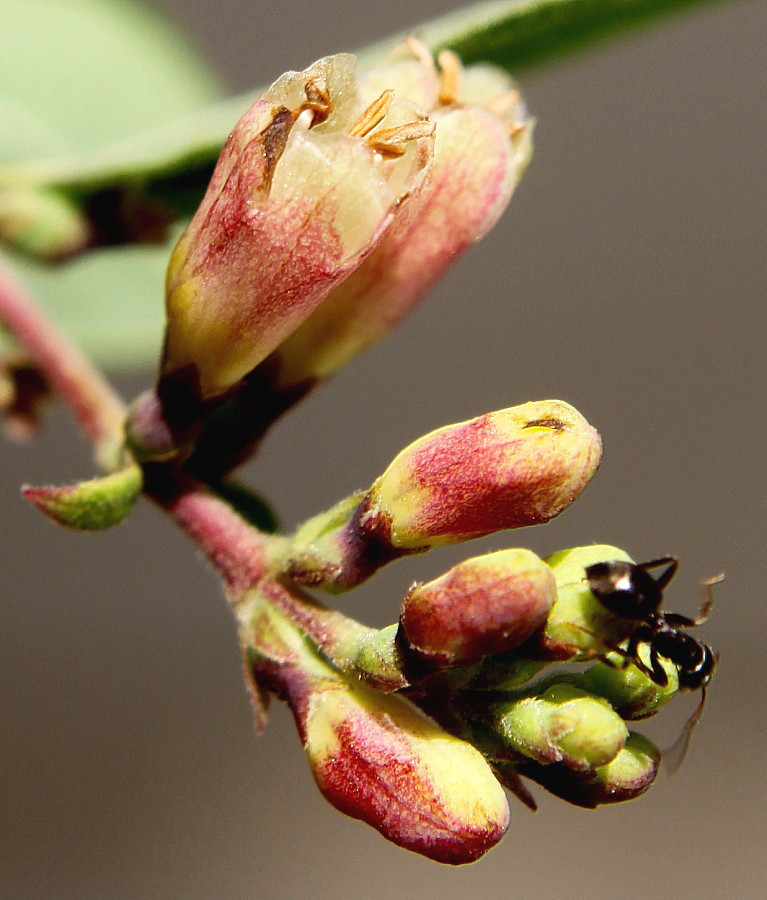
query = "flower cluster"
xmin=122 ymin=43 xmax=716 ymax=866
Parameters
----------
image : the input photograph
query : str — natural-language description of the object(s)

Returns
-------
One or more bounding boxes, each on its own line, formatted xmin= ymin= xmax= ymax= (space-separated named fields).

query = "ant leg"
xmin=621 ymin=629 xmax=658 ymax=682
xmin=639 ymin=556 xmax=679 ymax=591
xmin=665 ymin=574 xmax=722 ymax=628
xmin=647 ymin=642 xmax=670 ymax=687
xmin=568 ymin=624 xmax=632 ymax=668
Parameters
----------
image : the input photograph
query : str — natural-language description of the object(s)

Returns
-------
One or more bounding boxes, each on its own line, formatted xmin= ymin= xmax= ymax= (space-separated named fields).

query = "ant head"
xmin=653 ymin=631 xmax=718 ymax=690
xmin=585 ymin=560 xmax=664 ymax=621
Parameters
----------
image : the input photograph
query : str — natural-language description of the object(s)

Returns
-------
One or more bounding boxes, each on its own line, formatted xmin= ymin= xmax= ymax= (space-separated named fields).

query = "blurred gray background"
xmin=2 ymin=0 xmax=765 ymax=896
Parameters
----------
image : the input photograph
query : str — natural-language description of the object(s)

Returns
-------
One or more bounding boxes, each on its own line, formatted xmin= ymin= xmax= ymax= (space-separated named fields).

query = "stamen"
xmin=437 ymin=49 xmax=463 ymax=106
xmin=295 ymin=108 xmax=314 ymax=131
xmin=366 ymin=120 xmax=435 ymax=159
xmin=405 ymin=35 xmax=437 ymax=72
xmin=300 ymin=77 xmax=333 ymax=126
xmin=349 ymin=90 xmax=394 ymax=138
xmin=487 ymin=89 xmax=521 ymax=118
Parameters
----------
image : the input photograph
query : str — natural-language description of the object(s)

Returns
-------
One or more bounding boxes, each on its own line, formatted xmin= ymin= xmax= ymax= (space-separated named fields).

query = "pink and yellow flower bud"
xmin=303 ymin=677 xmax=509 ymax=864
xmin=260 ymin=44 xmax=532 ymax=395
xmin=361 ymin=399 xmax=602 ymax=550
xmin=399 ymin=548 xmax=556 ymax=668
xmin=243 ymin=599 xmax=509 ymax=863
xmin=162 ymin=53 xmax=433 ymax=400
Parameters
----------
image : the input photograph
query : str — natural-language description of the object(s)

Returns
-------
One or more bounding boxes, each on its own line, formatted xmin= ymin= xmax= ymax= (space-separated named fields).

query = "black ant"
xmin=585 ymin=556 xmax=718 ymax=689
xmin=585 ymin=556 xmax=720 ymax=768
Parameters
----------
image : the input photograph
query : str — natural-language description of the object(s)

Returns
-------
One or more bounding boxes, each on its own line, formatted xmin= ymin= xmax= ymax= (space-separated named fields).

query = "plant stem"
xmin=145 ymin=469 xmax=269 ymax=596
xmin=0 ymin=259 xmax=125 ymax=464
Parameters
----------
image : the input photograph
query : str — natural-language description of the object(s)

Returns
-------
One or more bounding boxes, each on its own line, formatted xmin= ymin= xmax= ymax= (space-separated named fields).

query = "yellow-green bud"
xmin=537 ymin=544 xmax=635 ymax=657
xmin=496 ymin=684 xmax=628 ymax=771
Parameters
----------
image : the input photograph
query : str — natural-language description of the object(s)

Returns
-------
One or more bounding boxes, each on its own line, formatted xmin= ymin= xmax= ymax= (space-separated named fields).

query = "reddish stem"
xmin=147 ymin=471 xmax=268 ymax=596
xmin=0 ymin=259 xmax=125 ymax=457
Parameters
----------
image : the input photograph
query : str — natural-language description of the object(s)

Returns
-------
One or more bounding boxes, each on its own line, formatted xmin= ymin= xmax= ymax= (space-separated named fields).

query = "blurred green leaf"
xmin=0 ymin=0 xmax=224 ymax=369
xmin=0 ymin=0 xmax=223 ymax=160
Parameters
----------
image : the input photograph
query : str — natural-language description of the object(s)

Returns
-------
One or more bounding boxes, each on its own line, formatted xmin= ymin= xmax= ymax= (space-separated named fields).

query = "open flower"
xmin=162 ymin=53 xmax=433 ymax=400
xmin=257 ymin=42 xmax=533 ymax=398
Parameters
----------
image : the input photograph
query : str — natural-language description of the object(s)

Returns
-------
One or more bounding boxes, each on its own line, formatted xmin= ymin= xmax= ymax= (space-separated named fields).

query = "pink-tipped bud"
xmin=242 ymin=598 xmax=509 ymax=863
xmin=399 ymin=548 xmax=556 ymax=668
xmin=303 ymin=678 xmax=510 ymax=864
xmin=361 ymin=399 xmax=602 ymax=550
xmin=162 ymin=53 xmax=433 ymax=400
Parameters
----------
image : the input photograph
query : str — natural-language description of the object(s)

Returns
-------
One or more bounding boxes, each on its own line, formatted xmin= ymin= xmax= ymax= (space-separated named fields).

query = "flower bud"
xmin=361 ymin=400 xmax=602 ymax=550
xmin=162 ymin=53 xmax=433 ymax=400
xmin=517 ymin=732 xmax=659 ymax=808
xmin=534 ymin=544 xmax=636 ymax=658
xmin=582 ymin=650 xmax=679 ymax=719
xmin=303 ymin=678 xmax=510 ymax=864
xmin=242 ymin=598 xmax=509 ymax=863
xmin=262 ymin=46 xmax=532 ymax=394
xmin=495 ymin=684 xmax=628 ymax=771
xmin=399 ymin=548 xmax=556 ymax=668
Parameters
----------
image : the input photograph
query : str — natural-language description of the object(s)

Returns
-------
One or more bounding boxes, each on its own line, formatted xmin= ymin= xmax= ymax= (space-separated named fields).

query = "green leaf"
xmin=23 ymin=460 xmax=143 ymax=530
xmin=4 ymin=240 xmax=173 ymax=369
xmin=0 ymin=0 xmax=224 ymax=368
xmin=0 ymin=0 xmax=224 ymax=161
xmin=210 ymin=480 xmax=280 ymax=534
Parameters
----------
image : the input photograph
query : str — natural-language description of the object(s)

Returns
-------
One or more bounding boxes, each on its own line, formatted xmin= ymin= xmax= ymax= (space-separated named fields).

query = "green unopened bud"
xmin=362 ymin=399 xmax=602 ymax=551
xmin=495 ymin=684 xmax=628 ymax=771
xmin=0 ymin=187 xmax=90 ymax=259
xmin=399 ymin=549 xmax=555 ymax=669
xmin=517 ymin=732 xmax=659 ymax=808
xmin=582 ymin=649 xmax=679 ymax=719
xmin=535 ymin=544 xmax=635 ymax=658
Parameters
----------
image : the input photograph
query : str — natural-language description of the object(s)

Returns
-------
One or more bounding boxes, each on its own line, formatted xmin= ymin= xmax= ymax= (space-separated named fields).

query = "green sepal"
xmin=22 ymin=460 xmax=142 ymax=530
xmin=331 ymin=624 xmax=412 ymax=692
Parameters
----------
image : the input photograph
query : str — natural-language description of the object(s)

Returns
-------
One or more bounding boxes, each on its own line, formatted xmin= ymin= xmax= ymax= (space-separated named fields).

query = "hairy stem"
xmin=0 ymin=259 xmax=125 ymax=465
xmin=145 ymin=468 xmax=270 ymax=596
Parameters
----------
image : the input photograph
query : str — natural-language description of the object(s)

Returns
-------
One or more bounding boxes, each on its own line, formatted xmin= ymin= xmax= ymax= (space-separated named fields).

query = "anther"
xmin=437 ymin=49 xmax=463 ymax=106
xmin=301 ymin=77 xmax=333 ymax=126
xmin=349 ymin=90 xmax=394 ymax=138
xmin=366 ymin=120 xmax=435 ymax=159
